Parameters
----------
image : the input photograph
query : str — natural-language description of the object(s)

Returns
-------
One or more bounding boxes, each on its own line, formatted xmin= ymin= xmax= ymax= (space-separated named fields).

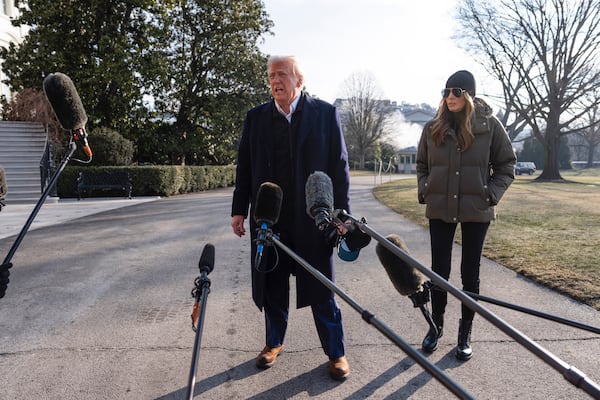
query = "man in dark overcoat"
xmin=231 ymin=55 xmax=351 ymax=381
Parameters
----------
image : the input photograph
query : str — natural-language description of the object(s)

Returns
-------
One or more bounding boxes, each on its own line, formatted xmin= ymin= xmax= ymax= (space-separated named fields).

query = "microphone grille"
xmin=253 ymin=182 xmax=283 ymax=225
xmin=199 ymin=243 xmax=215 ymax=274
xmin=305 ymin=171 xmax=334 ymax=217
xmin=43 ymin=72 xmax=88 ymax=130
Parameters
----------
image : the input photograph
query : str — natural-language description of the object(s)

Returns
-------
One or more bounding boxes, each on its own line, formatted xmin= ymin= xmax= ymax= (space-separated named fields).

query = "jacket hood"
xmin=473 ymin=97 xmax=493 ymax=118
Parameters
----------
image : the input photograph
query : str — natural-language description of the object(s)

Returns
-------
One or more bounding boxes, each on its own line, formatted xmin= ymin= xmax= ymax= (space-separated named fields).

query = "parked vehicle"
xmin=515 ymin=161 xmax=536 ymax=175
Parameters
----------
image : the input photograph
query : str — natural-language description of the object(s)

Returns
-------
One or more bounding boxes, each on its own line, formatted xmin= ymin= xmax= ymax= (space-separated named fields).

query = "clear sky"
xmin=259 ymin=0 xmax=501 ymax=110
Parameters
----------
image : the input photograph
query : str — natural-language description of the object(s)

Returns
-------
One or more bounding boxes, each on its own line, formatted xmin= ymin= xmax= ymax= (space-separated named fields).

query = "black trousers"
xmin=429 ymin=219 xmax=490 ymax=322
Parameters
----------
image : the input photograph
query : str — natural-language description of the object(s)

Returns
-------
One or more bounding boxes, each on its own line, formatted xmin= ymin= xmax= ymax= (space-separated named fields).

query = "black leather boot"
xmin=456 ymin=318 xmax=473 ymax=360
xmin=422 ymin=313 xmax=444 ymax=353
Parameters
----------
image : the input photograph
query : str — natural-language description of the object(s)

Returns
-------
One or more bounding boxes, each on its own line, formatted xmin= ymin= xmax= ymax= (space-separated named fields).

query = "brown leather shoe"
xmin=328 ymin=356 xmax=350 ymax=381
xmin=256 ymin=345 xmax=284 ymax=369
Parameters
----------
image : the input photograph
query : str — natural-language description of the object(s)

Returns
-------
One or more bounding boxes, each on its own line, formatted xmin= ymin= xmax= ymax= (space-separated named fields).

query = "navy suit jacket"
xmin=232 ymin=93 xmax=351 ymax=309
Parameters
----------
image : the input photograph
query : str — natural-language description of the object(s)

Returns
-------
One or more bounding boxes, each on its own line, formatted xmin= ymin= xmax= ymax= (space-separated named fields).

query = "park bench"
xmin=76 ymin=170 xmax=133 ymax=200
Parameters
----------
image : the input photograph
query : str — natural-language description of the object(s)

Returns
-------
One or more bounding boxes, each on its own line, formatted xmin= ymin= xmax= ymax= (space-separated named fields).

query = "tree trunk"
xmin=537 ymin=129 xmax=563 ymax=181
xmin=587 ymin=143 xmax=597 ymax=168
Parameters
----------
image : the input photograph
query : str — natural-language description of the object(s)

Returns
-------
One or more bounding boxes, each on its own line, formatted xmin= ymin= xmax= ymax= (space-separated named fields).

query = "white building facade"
xmin=0 ymin=1 xmax=27 ymax=100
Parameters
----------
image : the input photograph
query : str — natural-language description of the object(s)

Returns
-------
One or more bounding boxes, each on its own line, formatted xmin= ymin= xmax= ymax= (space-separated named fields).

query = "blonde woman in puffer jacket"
xmin=416 ymin=70 xmax=516 ymax=361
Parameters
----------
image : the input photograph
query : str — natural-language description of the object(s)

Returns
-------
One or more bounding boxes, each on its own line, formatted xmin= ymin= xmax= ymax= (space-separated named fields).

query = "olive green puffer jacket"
xmin=416 ymin=98 xmax=516 ymax=223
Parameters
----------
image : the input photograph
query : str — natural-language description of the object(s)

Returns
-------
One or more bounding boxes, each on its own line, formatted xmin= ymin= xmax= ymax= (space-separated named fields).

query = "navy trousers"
xmin=261 ymin=231 xmax=345 ymax=359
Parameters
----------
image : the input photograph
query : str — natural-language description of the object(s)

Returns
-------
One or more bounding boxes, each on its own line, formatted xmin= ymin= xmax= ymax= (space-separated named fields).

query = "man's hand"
xmin=231 ymin=215 xmax=246 ymax=237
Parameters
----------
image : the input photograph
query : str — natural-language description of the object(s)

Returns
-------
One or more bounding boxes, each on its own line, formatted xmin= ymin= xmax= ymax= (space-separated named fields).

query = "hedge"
xmin=57 ymin=165 xmax=236 ymax=198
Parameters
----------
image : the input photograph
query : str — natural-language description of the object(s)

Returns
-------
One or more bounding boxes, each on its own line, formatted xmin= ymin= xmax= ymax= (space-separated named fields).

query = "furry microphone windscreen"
xmin=43 ymin=72 xmax=88 ymax=131
xmin=375 ymin=234 xmax=426 ymax=296
xmin=253 ymin=182 xmax=283 ymax=226
xmin=305 ymin=171 xmax=334 ymax=218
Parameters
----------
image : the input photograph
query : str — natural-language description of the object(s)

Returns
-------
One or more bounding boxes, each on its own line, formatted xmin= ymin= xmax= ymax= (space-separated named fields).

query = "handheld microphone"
xmin=43 ymin=72 xmax=93 ymax=159
xmin=375 ymin=234 xmax=426 ymax=297
xmin=305 ymin=171 xmax=334 ymax=231
xmin=191 ymin=243 xmax=215 ymax=333
xmin=198 ymin=243 xmax=215 ymax=275
xmin=253 ymin=182 xmax=283 ymax=267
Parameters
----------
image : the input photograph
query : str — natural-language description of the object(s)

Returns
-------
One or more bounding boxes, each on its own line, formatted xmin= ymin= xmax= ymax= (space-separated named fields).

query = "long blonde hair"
xmin=430 ymin=92 xmax=475 ymax=150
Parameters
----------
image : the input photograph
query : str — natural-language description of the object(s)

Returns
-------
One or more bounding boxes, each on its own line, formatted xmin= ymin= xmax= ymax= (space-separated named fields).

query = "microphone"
xmin=253 ymin=182 xmax=283 ymax=267
xmin=375 ymin=234 xmax=426 ymax=297
xmin=198 ymin=243 xmax=215 ymax=275
xmin=305 ymin=171 xmax=334 ymax=231
xmin=43 ymin=72 xmax=93 ymax=158
xmin=191 ymin=244 xmax=215 ymax=332
xmin=375 ymin=233 xmax=440 ymax=337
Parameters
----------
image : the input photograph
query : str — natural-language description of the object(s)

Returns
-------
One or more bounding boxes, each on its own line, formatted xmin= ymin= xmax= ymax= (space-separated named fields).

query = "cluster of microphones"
xmin=252 ymin=171 xmax=374 ymax=268
xmin=252 ymin=170 xmax=431 ymax=304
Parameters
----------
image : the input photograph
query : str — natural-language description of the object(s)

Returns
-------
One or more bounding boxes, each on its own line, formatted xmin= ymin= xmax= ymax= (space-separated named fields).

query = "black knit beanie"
xmin=445 ymin=70 xmax=476 ymax=97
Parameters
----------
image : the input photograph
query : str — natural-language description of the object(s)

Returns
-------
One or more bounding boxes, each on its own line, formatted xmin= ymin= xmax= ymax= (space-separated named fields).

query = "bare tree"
xmin=1 ymin=88 xmax=64 ymax=159
xmin=458 ymin=0 xmax=600 ymax=180
xmin=571 ymin=100 xmax=600 ymax=167
xmin=338 ymin=71 xmax=395 ymax=169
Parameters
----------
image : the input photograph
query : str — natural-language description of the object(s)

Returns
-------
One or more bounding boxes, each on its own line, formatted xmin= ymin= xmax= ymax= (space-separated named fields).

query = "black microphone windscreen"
xmin=43 ymin=72 xmax=88 ymax=130
xmin=199 ymin=243 xmax=215 ymax=274
xmin=305 ymin=171 xmax=334 ymax=218
xmin=253 ymin=182 xmax=283 ymax=225
xmin=376 ymin=234 xmax=426 ymax=296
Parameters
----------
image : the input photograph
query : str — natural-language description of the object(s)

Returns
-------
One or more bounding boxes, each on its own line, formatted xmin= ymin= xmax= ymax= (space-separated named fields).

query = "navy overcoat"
xmin=231 ymin=93 xmax=351 ymax=309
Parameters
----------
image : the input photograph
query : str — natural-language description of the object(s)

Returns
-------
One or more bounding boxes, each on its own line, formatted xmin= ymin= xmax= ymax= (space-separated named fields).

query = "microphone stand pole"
xmin=339 ymin=211 xmax=600 ymax=399
xmin=186 ymin=270 xmax=211 ymax=400
xmin=268 ymin=233 xmax=475 ymax=400
xmin=408 ymin=285 xmax=441 ymax=340
xmin=1 ymin=141 xmax=77 ymax=277
xmin=463 ymin=291 xmax=600 ymax=335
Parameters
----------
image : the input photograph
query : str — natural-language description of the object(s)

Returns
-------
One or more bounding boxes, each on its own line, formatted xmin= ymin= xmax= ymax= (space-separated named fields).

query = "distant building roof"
xmin=403 ymin=110 xmax=435 ymax=124
xmin=399 ymin=146 xmax=417 ymax=154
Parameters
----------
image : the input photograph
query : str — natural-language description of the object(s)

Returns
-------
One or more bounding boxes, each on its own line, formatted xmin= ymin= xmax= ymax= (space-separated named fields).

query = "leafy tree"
xmin=152 ymin=0 xmax=273 ymax=165
xmin=1 ymin=1 xmax=273 ymax=166
xmin=458 ymin=0 xmax=600 ymax=181
xmin=0 ymin=0 xmax=166 ymax=141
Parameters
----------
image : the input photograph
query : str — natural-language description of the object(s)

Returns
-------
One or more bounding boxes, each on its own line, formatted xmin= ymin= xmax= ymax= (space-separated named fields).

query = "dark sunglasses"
xmin=442 ymin=88 xmax=466 ymax=98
